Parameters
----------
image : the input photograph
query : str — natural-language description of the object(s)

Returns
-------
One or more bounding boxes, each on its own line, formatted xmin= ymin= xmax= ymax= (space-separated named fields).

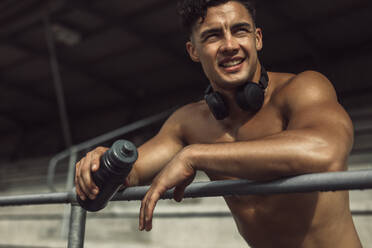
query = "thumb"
xmin=173 ymin=173 xmax=195 ymax=202
xmin=173 ymin=184 xmax=187 ymax=202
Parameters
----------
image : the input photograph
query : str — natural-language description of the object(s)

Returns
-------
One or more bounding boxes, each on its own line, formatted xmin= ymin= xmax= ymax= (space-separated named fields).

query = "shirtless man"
xmin=75 ymin=0 xmax=362 ymax=247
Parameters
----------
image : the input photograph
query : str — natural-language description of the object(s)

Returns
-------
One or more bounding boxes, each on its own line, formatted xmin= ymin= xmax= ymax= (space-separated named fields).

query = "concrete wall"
xmin=1 ymin=165 xmax=372 ymax=248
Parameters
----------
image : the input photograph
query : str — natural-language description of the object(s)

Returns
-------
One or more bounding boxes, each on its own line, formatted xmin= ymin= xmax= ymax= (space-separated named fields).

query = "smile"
xmin=219 ymin=58 xmax=245 ymax=68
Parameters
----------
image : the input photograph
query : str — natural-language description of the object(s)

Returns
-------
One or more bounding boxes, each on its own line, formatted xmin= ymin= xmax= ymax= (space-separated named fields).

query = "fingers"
xmin=75 ymin=147 xmax=108 ymax=200
xmin=75 ymin=161 xmax=86 ymax=201
xmin=81 ymin=158 xmax=98 ymax=199
xmin=139 ymin=186 xmax=164 ymax=231
xmin=138 ymin=161 xmax=196 ymax=231
xmin=90 ymin=150 xmax=102 ymax=172
xmin=77 ymin=158 xmax=93 ymax=199
xmin=173 ymin=172 xmax=195 ymax=202
xmin=75 ymin=170 xmax=85 ymax=200
xmin=173 ymin=184 xmax=186 ymax=202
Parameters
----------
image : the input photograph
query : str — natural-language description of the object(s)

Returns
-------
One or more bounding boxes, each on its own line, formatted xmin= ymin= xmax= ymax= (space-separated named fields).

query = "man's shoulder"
xmin=271 ymin=70 xmax=337 ymax=106
xmin=160 ymin=101 xmax=210 ymax=140
xmin=278 ymin=70 xmax=334 ymax=91
xmin=177 ymin=100 xmax=208 ymax=114
xmin=271 ymin=70 xmax=332 ymax=91
xmin=167 ymin=101 xmax=210 ymax=126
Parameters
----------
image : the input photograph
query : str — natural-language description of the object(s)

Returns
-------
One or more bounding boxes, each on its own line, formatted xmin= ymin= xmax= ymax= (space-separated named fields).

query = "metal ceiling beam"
xmin=88 ymin=42 xmax=144 ymax=65
xmin=262 ymin=3 xmax=324 ymax=64
xmin=0 ymin=0 xmax=17 ymax=13
xmin=263 ymin=2 xmax=372 ymax=67
xmin=0 ymin=77 xmax=54 ymax=104
xmin=49 ymin=20 xmax=188 ymax=79
xmin=0 ymin=1 xmax=44 ymax=26
xmin=75 ymin=0 xmax=174 ymax=23
xmin=0 ymin=4 xmax=73 ymax=41
xmin=119 ymin=0 xmax=175 ymax=20
xmin=0 ymin=0 xmax=66 ymax=38
xmin=0 ymin=54 xmax=36 ymax=73
xmin=0 ymin=110 xmax=27 ymax=128
xmin=48 ymin=0 xmax=176 ymax=64
xmin=1 ymin=38 xmax=139 ymax=103
xmin=268 ymin=32 xmax=372 ymax=73
xmin=0 ymin=80 xmax=200 ymax=136
xmin=260 ymin=1 xmax=371 ymax=38
xmin=0 ymin=2 xmax=143 ymax=103
xmin=72 ymin=1 xmax=195 ymax=70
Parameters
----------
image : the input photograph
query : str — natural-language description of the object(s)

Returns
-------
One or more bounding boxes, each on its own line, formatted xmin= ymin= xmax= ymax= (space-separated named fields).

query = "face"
xmin=186 ymin=1 xmax=263 ymax=90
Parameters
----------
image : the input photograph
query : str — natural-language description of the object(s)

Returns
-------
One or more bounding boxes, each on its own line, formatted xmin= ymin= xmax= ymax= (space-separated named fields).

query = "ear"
xmin=186 ymin=41 xmax=200 ymax=62
xmin=255 ymin=28 xmax=263 ymax=51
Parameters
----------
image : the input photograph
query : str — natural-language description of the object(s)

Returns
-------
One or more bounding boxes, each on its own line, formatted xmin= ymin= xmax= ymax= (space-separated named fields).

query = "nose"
xmin=219 ymin=35 xmax=239 ymax=55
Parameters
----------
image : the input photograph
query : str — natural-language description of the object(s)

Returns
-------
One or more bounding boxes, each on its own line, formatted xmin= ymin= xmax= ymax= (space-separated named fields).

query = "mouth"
xmin=218 ymin=57 xmax=245 ymax=72
xmin=219 ymin=58 xmax=245 ymax=68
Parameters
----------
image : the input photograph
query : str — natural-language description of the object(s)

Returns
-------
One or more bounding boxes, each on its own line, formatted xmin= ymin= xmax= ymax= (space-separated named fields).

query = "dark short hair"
xmin=177 ymin=0 xmax=256 ymax=38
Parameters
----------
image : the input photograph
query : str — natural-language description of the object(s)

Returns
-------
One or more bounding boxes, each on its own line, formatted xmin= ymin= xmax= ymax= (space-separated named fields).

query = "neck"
xmin=212 ymin=63 xmax=263 ymax=122
xmin=222 ymin=92 xmax=251 ymax=122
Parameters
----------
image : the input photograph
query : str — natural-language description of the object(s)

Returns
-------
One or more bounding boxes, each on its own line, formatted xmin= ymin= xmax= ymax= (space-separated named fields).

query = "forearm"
xmin=127 ymin=135 xmax=185 ymax=187
xmin=187 ymin=128 xmax=348 ymax=181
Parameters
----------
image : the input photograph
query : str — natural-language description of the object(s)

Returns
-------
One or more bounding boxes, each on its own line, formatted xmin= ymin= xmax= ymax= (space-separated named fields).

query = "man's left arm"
xmin=188 ymin=71 xmax=353 ymax=180
xmin=139 ymin=71 xmax=354 ymax=231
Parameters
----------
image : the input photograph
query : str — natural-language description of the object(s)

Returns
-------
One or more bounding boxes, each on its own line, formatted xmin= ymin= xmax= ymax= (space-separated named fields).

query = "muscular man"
xmin=75 ymin=0 xmax=362 ymax=247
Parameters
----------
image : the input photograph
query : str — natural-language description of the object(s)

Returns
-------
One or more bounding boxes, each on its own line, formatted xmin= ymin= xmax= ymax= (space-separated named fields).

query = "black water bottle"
xmin=77 ymin=139 xmax=138 ymax=212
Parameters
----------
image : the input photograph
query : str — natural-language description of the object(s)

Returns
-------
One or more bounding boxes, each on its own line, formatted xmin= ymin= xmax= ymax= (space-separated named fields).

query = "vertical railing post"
xmin=67 ymin=204 xmax=87 ymax=248
xmin=62 ymin=147 xmax=78 ymax=238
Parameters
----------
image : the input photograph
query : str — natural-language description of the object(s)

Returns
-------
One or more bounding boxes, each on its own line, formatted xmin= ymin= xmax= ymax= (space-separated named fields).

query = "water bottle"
xmin=77 ymin=139 xmax=138 ymax=212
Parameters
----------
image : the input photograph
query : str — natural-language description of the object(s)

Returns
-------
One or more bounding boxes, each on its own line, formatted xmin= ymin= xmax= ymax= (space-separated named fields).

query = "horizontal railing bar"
xmin=0 ymin=192 xmax=75 ymax=206
xmin=0 ymin=245 xmax=52 ymax=248
xmin=113 ymin=169 xmax=372 ymax=201
xmin=1 ymin=170 xmax=372 ymax=207
xmin=1 ymin=209 xmax=371 ymax=221
xmin=0 ymin=212 xmax=232 ymax=220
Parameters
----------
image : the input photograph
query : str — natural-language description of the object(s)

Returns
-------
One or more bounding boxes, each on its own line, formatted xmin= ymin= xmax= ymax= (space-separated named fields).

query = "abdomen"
xmin=224 ymin=191 xmax=360 ymax=248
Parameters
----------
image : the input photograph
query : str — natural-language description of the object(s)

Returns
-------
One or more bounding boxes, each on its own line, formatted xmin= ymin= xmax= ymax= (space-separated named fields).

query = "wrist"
xmin=180 ymin=144 xmax=200 ymax=171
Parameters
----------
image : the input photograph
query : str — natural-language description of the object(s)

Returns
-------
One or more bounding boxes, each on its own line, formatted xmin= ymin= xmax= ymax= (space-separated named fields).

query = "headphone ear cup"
xmin=205 ymin=91 xmax=229 ymax=120
xmin=236 ymin=83 xmax=265 ymax=112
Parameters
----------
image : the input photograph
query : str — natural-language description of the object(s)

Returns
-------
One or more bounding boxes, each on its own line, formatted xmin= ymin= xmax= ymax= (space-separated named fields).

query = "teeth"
xmin=221 ymin=59 xmax=243 ymax=67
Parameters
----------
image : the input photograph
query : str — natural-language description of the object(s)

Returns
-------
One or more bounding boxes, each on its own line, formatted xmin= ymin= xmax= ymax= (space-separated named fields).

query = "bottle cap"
xmin=110 ymin=140 xmax=138 ymax=169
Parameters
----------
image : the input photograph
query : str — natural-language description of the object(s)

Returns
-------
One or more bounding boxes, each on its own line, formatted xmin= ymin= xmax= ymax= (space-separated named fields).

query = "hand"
xmin=139 ymin=151 xmax=196 ymax=231
xmin=75 ymin=146 xmax=108 ymax=201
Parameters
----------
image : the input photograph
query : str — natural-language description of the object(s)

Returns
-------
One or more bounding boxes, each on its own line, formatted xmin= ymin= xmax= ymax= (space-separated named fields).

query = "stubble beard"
xmin=213 ymin=69 xmax=253 ymax=91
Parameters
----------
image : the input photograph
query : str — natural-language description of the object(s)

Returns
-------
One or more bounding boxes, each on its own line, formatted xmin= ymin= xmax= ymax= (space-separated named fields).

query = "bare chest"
xmin=185 ymin=103 xmax=285 ymax=147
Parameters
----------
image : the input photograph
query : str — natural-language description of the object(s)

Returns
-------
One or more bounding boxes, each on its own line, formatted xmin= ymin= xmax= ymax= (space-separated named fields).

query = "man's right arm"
xmin=75 ymin=109 xmax=186 ymax=201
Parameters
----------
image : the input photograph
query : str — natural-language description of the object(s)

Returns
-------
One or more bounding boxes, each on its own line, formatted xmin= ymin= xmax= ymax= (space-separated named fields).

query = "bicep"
xmin=284 ymin=71 xmax=354 ymax=162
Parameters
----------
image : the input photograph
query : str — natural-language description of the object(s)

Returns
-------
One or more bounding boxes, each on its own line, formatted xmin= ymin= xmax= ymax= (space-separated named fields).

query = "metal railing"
xmin=44 ymin=108 xmax=175 ymax=239
xmin=1 ymin=169 xmax=372 ymax=247
xmin=47 ymin=108 xmax=175 ymax=192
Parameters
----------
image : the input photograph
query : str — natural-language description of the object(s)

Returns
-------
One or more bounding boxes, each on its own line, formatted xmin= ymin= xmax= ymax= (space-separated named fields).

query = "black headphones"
xmin=204 ymin=66 xmax=269 ymax=120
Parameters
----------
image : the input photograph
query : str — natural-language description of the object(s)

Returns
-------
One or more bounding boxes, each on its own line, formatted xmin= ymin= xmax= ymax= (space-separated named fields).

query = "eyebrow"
xmin=232 ymin=22 xmax=253 ymax=31
xmin=199 ymin=22 xmax=253 ymax=40
xmin=200 ymin=28 xmax=222 ymax=40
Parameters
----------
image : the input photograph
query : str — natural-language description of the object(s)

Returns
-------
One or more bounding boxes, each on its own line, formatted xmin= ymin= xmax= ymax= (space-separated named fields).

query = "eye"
xmin=235 ymin=28 xmax=249 ymax=35
xmin=204 ymin=33 xmax=219 ymax=41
